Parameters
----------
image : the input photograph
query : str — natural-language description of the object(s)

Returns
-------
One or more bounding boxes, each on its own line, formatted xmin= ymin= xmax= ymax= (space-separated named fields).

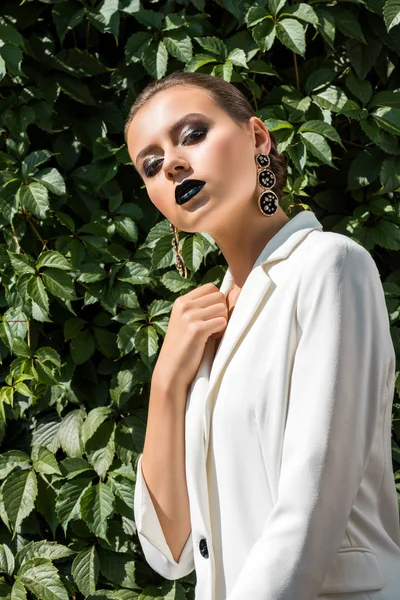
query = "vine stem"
xmin=293 ymin=52 xmax=300 ymax=90
xmin=22 ymin=206 xmax=49 ymax=251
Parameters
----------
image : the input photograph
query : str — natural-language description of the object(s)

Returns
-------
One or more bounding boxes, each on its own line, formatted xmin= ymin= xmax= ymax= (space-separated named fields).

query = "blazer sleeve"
xmin=134 ymin=453 xmax=195 ymax=580
xmin=225 ymin=241 xmax=393 ymax=600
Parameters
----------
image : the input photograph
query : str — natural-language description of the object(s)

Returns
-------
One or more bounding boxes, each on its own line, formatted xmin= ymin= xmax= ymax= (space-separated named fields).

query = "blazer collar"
xmin=202 ymin=210 xmax=323 ymax=450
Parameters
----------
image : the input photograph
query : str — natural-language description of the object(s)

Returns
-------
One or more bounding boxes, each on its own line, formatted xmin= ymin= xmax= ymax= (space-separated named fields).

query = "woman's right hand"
xmin=153 ymin=283 xmax=228 ymax=393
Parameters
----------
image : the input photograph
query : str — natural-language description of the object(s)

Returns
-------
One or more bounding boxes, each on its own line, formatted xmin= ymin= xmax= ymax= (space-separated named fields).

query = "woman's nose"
xmin=163 ymin=155 xmax=190 ymax=180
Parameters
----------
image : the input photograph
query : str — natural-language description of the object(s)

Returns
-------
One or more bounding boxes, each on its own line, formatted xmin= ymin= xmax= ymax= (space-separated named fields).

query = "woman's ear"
xmin=249 ymin=116 xmax=272 ymax=155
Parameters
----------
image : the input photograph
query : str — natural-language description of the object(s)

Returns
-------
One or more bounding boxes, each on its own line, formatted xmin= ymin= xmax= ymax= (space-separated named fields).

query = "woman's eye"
xmin=182 ymin=128 xmax=207 ymax=144
xmin=144 ymin=128 xmax=207 ymax=177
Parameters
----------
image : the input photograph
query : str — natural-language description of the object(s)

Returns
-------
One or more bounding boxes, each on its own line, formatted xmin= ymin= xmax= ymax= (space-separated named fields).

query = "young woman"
xmin=125 ymin=72 xmax=400 ymax=600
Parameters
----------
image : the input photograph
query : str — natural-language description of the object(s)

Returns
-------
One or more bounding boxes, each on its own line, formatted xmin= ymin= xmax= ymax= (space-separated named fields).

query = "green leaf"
xmin=17 ymin=558 xmax=69 ymax=600
xmin=82 ymin=407 xmax=113 ymax=447
xmin=42 ymin=269 xmax=77 ymax=301
xmin=298 ymin=121 xmax=344 ymax=147
xmin=193 ymin=36 xmax=227 ymax=59
xmin=113 ymin=216 xmax=138 ymax=242
xmin=2 ymin=470 xmax=38 ymax=537
xmin=345 ymin=71 xmax=372 ymax=106
xmin=37 ymin=251 xmax=71 ymax=271
xmin=347 ymin=149 xmax=381 ymax=190
xmin=12 ymin=338 xmax=31 ymax=358
xmin=59 ymin=409 xmax=85 ymax=458
xmin=345 ymin=37 xmax=382 ymax=80
xmin=0 ymin=179 xmax=21 ymax=223
xmin=280 ymin=4 xmax=318 ymax=24
xmin=33 ymin=447 xmax=62 ymax=476
xmin=72 ymin=546 xmax=99 ymax=597
xmin=132 ymin=8 xmax=163 ymax=30
xmin=315 ymin=7 xmax=335 ymax=49
xmin=276 ymin=18 xmax=305 ymax=56
xmin=245 ymin=6 xmax=270 ymax=27
xmin=299 ymin=132 xmax=335 ymax=167
xmin=57 ymin=74 xmax=97 ymax=106
xmin=70 ymin=329 xmax=96 ymax=365
xmin=18 ymin=182 xmax=49 ymax=219
xmin=383 ymin=0 xmax=400 ymax=31
xmin=142 ymin=41 xmax=168 ymax=80
xmin=27 ymin=276 xmax=50 ymax=315
xmin=86 ymin=0 xmax=120 ymax=36
xmin=331 ymin=7 xmax=366 ymax=43
xmin=86 ymin=421 xmax=115 ymax=479
xmin=125 ymin=32 xmax=152 ymax=64
xmin=0 ymin=451 xmax=30 ymax=480
xmin=33 ymin=168 xmax=66 ymax=196
xmin=21 ymin=150 xmax=52 ymax=178
xmin=0 ymin=544 xmax=15 ymax=577
xmin=52 ymin=2 xmax=85 ymax=43
xmin=7 ymin=251 xmax=36 ymax=275
xmin=34 ymin=347 xmax=61 ymax=368
xmin=10 ymin=580 xmax=26 ymax=600
xmin=268 ymin=0 xmax=286 ymax=17
xmin=226 ymin=48 xmax=248 ymax=68
xmin=372 ymin=107 xmax=400 ymax=136
xmin=380 ymin=156 xmax=400 ymax=192
xmin=163 ymin=32 xmax=193 ymax=63
xmin=184 ymin=53 xmax=218 ymax=72
xmin=313 ymin=86 xmax=348 ymax=112
xmin=15 ymin=541 xmax=75 ymax=572
xmin=80 ymin=481 xmax=115 ymax=540
xmin=56 ymin=478 xmax=92 ymax=533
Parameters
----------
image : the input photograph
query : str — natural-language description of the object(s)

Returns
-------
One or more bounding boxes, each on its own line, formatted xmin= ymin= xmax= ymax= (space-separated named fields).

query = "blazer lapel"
xmin=203 ymin=211 xmax=324 ymax=452
xmin=185 ymin=211 xmax=323 ymax=540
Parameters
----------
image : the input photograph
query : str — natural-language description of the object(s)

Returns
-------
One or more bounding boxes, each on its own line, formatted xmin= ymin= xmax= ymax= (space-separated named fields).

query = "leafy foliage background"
xmin=0 ymin=0 xmax=399 ymax=598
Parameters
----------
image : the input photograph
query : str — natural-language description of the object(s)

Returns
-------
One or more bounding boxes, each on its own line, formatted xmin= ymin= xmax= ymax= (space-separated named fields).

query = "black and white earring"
xmin=255 ymin=153 xmax=279 ymax=217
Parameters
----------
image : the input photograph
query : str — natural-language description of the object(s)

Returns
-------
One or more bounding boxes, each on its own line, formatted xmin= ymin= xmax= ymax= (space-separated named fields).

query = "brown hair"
xmin=124 ymin=71 xmax=288 ymax=199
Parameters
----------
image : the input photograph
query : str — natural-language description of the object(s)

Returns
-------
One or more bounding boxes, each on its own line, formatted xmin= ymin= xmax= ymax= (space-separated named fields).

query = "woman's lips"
xmin=175 ymin=180 xmax=206 ymax=205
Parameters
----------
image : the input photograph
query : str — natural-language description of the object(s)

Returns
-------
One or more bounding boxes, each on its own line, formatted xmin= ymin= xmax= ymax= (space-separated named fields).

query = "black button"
xmin=199 ymin=538 xmax=209 ymax=558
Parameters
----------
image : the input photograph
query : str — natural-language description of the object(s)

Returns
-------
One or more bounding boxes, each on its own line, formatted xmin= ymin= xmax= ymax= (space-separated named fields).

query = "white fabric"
xmin=134 ymin=211 xmax=400 ymax=599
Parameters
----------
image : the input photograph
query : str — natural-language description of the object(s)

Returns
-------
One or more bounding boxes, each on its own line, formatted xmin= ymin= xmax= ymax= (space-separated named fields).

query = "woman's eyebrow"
xmin=135 ymin=112 xmax=212 ymax=166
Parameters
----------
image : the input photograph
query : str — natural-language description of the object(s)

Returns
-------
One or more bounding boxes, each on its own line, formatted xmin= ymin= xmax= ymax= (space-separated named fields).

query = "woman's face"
xmin=125 ymin=85 xmax=271 ymax=235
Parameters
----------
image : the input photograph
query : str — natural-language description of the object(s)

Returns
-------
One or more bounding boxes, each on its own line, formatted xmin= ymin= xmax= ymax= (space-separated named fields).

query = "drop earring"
xmin=169 ymin=221 xmax=188 ymax=279
xmin=255 ymin=153 xmax=279 ymax=217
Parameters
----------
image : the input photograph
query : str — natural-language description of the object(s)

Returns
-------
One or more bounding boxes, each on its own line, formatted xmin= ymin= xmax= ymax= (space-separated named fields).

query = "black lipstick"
xmin=175 ymin=179 xmax=206 ymax=205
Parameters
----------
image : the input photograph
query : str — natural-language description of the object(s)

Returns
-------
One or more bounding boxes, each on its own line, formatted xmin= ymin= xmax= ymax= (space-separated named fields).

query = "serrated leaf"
xmin=10 ymin=580 xmax=26 ymax=600
xmin=70 ymin=329 xmax=96 ymax=365
xmin=276 ymin=18 xmax=305 ymax=56
xmin=59 ymin=409 xmax=85 ymax=458
xmin=383 ymin=0 xmax=400 ymax=32
xmin=82 ymin=407 xmax=113 ymax=447
xmin=2 ymin=470 xmax=38 ymax=537
xmin=0 ymin=451 xmax=30 ymax=480
xmin=163 ymin=32 xmax=193 ymax=63
xmin=299 ymin=131 xmax=334 ymax=167
xmin=15 ymin=541 xmax=75 ymax=572
xmin=33 ymin=447 xmax=62 ymax=476
xmin=42 ymin=269 xmax=77 ymax=301
xmin=72 ymin=546 xmax=99 ymax=597
xmin=0 ymin=544 xmax=15 ymax=577
xmin=6 ymin=252 xmax=36 ymax=275
xmin=80 ymin=481 xmax=115 ymax=541
xmin=18 ymin=183 xmax=49 ymax=220
xmin=142 ymin=41 xmax=168 ymax=80
xmin=33 ymin=168 xmax=66 ymax=196
xmin=17 ymin=558 xmax=69 ymax=600
xmin=86 ymin=421 xmax=115 ymax=479
xmin=37 ymin=251 xmax=71 ymax=271
xmin=56 ymin=478 xmax=92 ymax=532
xmin=27 ymin=276 xmax=50 ymax=314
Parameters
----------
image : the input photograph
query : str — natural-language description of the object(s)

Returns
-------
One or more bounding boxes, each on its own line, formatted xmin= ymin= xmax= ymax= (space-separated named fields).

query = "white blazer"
xmin=134 ymin=210 xmax=400 ymax=600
